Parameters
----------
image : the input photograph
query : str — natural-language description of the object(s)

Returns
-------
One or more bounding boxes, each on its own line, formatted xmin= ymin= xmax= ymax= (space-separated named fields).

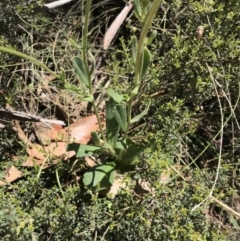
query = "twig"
xmin=211 ymin=196 xmax=240 ymax=219
xmin=192 ymin=63 xmax=224 ymax=212
xmin=0 ymin=108 xmax=65 ymax=126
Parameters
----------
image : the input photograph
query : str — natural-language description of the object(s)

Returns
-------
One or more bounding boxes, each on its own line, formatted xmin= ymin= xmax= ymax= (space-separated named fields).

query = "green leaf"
xmin=101 ymin=169 xmax=115 ymax=189
xmin=67 ymin=143 xmax=102 ymax=157
xmin=60 ymin=67 xmax=66 ymax=81
xmin=106 ymin=99 xmax=120 ymax=149
xmin=121 ymin=143 xmax=146 ymax=165
xmin=141 ymin=0 xmax=151 ymax=12
xmin=113 ymin=104 xmax=127 ymax=132
xmin=69 ymin=38 xmax=82 ymax=49
xmin=131 ymin=35 xmax=138 ymax=66
xmin=130 ymin=103 xmax=150 ymax=123
xmin=229 ymin=215 xmax=240 ymax=229
xmin=101 ymin=142 xmax=112 ymax=150
xmin=91 ymin=131 xmax=100 ymax=144
xmin=141 ymin=47 xmax=151 ymax=78
xmin=134 ymin=0 xmax=143 ymax=21
xmin=82 ymin=95 xmax=94 ymax=102
xmin=146 ymin=30 xmax=157 ymax=45
xmin=63 ymin=82 xmax=82 ymax=94
xmin=131 ymin=86 xmax=139 ymax=95
xmin=72 ymin=56 xmax=90 ymax=87
xmin=83 ymin=164 xmax=115 ymax=189
xmin=115 ymin=139 xmax=127 ymax=150
xmin=88 ymin=50 xmax=96 ymax=76
xmin=123 ymin=94 xmax=130 ymax=102
xmin=107 ymin=89 xmax=125 ymax=103
xmin=108 ymin=169 xmax=115 ymax=185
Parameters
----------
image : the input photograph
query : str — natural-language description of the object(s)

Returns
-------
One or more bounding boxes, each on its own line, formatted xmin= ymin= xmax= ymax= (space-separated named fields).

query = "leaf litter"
xmin=0 ymin=114 xmax=103 ymax=185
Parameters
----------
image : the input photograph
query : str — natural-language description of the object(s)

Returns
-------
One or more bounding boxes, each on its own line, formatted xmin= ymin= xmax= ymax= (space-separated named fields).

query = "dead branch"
xmin=0 ymin=108 xmax=65 ymax=126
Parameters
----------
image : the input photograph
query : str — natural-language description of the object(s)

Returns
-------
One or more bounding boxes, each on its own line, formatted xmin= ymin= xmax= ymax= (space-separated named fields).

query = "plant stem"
xmin=56 ymin=169 xmax=65 ymax=199
xmin=92 ymin=101 xmax=106 ymax=142
xmin=134 ymin=0 xmax=163 ymax=88
xmin=82 ymin=0 xmax=92 ymax=94
xmin=82 ymin=0 xmax=106 ymax=142
xmin=125 ymin=0 xmax=163 ymax=137
xmin=0 ymin=46 xmax=60 ymax=79
xmin=82 ymin=0 xmax=92 ymax=65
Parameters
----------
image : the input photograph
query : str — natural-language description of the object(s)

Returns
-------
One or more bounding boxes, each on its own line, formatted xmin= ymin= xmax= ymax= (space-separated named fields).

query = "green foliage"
xmin=67 ymin=143 xmax=102 ymax=157
xmin=105 ymin=98 xmax=122 ymax=149
xmin=83 ymin=163 xmax=115 ymax=190
xmin=60 ymin=0 xmax=163 ymax=189
xmin=72 ymin=56 xmax=91 ymax=88
xmin=0 ymin=168 xmax=233 ymax=240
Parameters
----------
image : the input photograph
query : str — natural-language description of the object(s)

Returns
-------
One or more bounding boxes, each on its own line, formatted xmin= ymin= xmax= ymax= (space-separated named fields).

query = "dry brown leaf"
xmin=103 ymin=2 xmax=133 ymax=50
xmin=196 ymin=25 xmax=204 ymax=39
xmin=108 ymin=175 xmax=127 ymax=197
xmin=0 ymin=166 xmax=22 ymax=185
xmin=55 ymin=103 xmax=74 ymax=124
xmin=27 ymin=143 xmax=46 ymax=160
xmin=25 ymin=115 xmax=103 ymax=166
xmin=45 ymin=74 xmax=56 ymax=82
xmin=99 ymin=175 xmax=127 ymax=197
xmin=13 ymin=120 xmax=31 ymax=145
xmin=84 ymin=156 xmax=96 ymax=167
xmin=12 ymin=121 xmax=66 ymax=167
xmin=135 ymin=165 xmax=185 ymax=195
xmin=10 ymin=115 xmax=103 ymax=179
xmin=33 ymin=122 xmax=68 ymax=145
xmin=24 ymin=142 xmax=76 ymax=167
xmin=68 ymin=115 xmax=102 ymax=143
xmin=160 ymin=169 xmax=172 ymax=184
xmin=44 ymin=142 xmax=75 ymax=159
xmin=33 ymin=115 xmax=102 ymax=145
xmin=22 ymin=156 xmax=46 ymax=167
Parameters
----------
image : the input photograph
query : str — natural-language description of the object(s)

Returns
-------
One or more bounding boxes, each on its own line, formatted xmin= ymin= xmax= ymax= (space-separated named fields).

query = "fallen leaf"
xmin=27 ymin=143 xmax=46 ymax=160
xmin=33 ymin=115 xmax=103 ymax=145
xmin=68 ymin=115 xmax=103 ymax=143
xmin=13 ymin=120 xmax=31 ymax=145
xmin=108 ymin=175 xmax=127 ymax=197
xmin=24 ymin=142 xmax=75 ymax=167
xmin=0 ymin=166 xmax=22 ymax=185
xmin=33 ymin=122 xmax=68 ymax=145
xmin=103 ymin=2 xmax=133 ymax=50
xmin=10 ymin=115 xmax=104 ymax=178
xmin=85 ymin=156 xmax=97 ymax=167
xmin=99 ymin=174 xmax=127 ymax=197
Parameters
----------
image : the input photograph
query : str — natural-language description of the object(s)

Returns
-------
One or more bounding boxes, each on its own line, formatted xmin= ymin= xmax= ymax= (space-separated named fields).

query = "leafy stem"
xmin=92 ymin=101 xmax=107 ymax=143
xmin=81 ymin=0 xmax=106 ymax=142
xmin=82 ymin=0 xmax=92 ymax=65
xmin=125 ymin=0 xmax=163 ymax=137
xmin=134 ymin=0 xmax=163 ymax=87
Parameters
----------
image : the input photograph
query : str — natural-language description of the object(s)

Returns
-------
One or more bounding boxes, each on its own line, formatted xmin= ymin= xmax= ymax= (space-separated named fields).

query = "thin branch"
xmin=0 ymin=108 xmax=65 ymax=126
